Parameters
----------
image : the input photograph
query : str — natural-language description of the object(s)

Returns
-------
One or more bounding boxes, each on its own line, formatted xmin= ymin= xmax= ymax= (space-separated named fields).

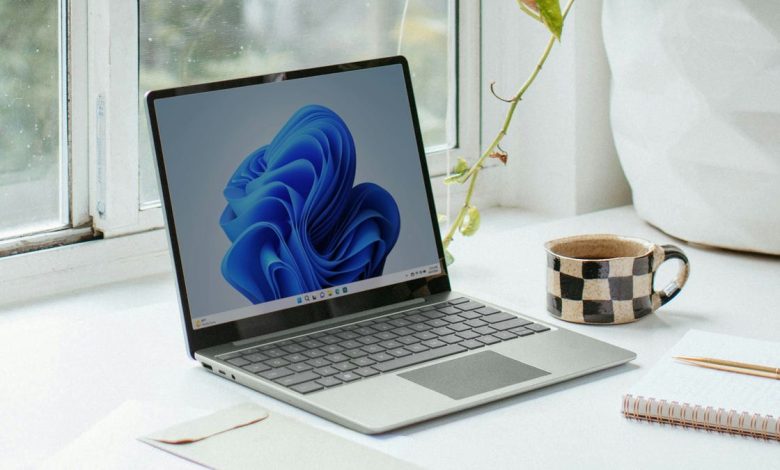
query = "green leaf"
xmin=536 ymin=0 xmax=563 ymax=40
xmin=444 ymin=247 xmax=455 ymax=265
xmin=459 ymin=206 xmax=481 ymax=237
xmin=443 ymin=158 xmax=471 ymax=185
xmin=452 ymin=157 xmax=469 ymax=174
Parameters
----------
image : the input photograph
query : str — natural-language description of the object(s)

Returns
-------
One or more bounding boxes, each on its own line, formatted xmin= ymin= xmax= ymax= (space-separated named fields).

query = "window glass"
xmin=0 ymin=0 xmax=64 ymax=240
xmin=139 ymin=0 xmax=454 ymax=205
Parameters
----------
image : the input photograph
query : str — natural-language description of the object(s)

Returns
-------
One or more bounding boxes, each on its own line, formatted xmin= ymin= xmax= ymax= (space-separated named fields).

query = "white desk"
xmin=2 ymin=206 xmax=778 ymax=469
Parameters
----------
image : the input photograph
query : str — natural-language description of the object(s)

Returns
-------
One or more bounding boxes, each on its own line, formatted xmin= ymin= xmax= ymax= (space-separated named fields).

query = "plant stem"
xmin=443 ymin=0 xmax=575 ymax=249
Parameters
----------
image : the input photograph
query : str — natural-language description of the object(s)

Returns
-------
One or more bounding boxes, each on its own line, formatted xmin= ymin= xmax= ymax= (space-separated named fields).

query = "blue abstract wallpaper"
xmin=219 ymin=105 xmax=401 ymax=303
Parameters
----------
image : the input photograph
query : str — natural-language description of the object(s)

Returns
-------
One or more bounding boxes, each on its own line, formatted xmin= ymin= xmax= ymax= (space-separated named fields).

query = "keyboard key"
xmin=351 ymin=357 xmax=375 ymax=367
xmin=422 ymin=339 xmax=447 ymax=349
xmin=306 ymin=358 xmax=330 ymax=368
xmin=448 ymin=322 xmax=470 ymax=332
xmin=289 ymin=362 xmax=313 ymax=373
xmin=302 ymin=349 xmax=326 ymax=359
xmin=356 ymin=335 xmax=380 ymax=345
xmin=456 ymin=330 xmax=480 ymax=340
xmin=314 ymin=366 xmax=339 ymax=376
xmin=409 ymin=323 xmax=432 ymax=332
xmin=404 ymin=343 xmax=429 ymax=353
xmin=298 ymin=339 xmax=324 ymax=349
xmin=354 ymin=367 xmax=380 ymax=377
xmin=455 ymin=300 xmax=484 ymax=311
xmin=477 ymin=335 xmax=500 ymax=345
xmin=440 ymin=334 xmax=463 ymax=344
xmin=458 ymin=310 xmax=482 ymax=320
xmin=332 ymin=362 xmax=357 ymax=372
xmin=406 ymin=314 xmax=427 ymax=323
xmin=447 ymin=297 xmax=470 ymax=305
xmin=396 ymin=335 xmax=419 ymax=345
xmin=473 ymin=326 xmax=496 ymax=335
xmin=510 ymin=327 xmax=535 ymax=337
xmin=379 ymin=340 xmax=403 ymax=350
xmin=421 ymin=310 xmax=445 ymax=320
xmin=284 ymin=354 xmax=307 ymax=363
xmin=437 ymin=306 xmax=461 ymax=315
xmin=227 ymin=357 xmax=250 ymax=367
xmin=334 ymin=372 xmax=361 ymax=382
xmin=259 ymin=367 xmax=293 ymax=380
xmin=476 ymin=306 xmax=501 ymax=315
xmin=242 ymin=362 xmax=271 ymax=373
xmin=277 ymin=340 xmax=294 ymax=346
xmin=388 ymin=318 xmax=411 ymax=327
xmin=482 ymin=312 xmax=516 ymax=323
xmin=460 ymin=339 xmax=485 ymax=349
xmin=372 ymin=322 xmax=394 ymax=332
xmin=266 ymin=358 xmax=290 ymax=368
xmin=442 ymin=315 xmax=465 ymax=324
xmin=291 ymin=381 xmax=324 ymax=394
xmin=369 ymin=352 xmax=394 ymax=362
xmin=343 ymin=349 xmax=367 ymax=359
xmin=281 ymin=344 xmax=305 ymax=354
xmin=354 ymin=327 xmax=377 ymax=336
xmin=526 ymin=323 xmax=551 ymax=332
xmin=321 ymin=344 xmax=343 ymax=354
xmin=316 ymin=376 xmax=343 ymax=387
xmin=264 ymin=348 xmax=286 ymax=358
xmin=431 ymin=327 xmax=454 ymax=336
xmin=393 ymin=326 xmax=415 ymax=336
xmin=493 ymin=331 xmax=517 ymax=341
xmin=325 ymin=353 xmax=349 ymax=363
xmin=465 ymin=319 xmax=487 ymax=328
xmin=244 ymin=353 xmax=269 ymax=363
xmin=339 ymin=340 xmax=361 ymax=350
xmin=319 ymin=335 xmax=341 ymax=345
xmin=388 ymin=348 xmax=411 ymax=358
xmin=341 ymin=324 xmax=358 ymax=330
xmin=413 ymin=331 xmax=437 ymax=341
xmin=361 ymin=344 xmax=384 ymax=354
xmin=373 ymin=344 xmax=466 ymax=373
xmin=374 ymin=331 xmax=397 ymax=341
xmin=277 ymin=371 xmax=320 ymax=387
xmin=492 ymin=318 xmax=533 ymax=331
xmin=336 ymin=331 xmax=359 ymax=340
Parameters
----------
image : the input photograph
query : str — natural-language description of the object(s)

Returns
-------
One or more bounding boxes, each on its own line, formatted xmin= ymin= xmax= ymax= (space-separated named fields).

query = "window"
xmin=138 ymin=0 xmax=458 ymax=205
xmin=0 ymin=1 xmax=66 ymax=240
xmin=0 ymin=0 xmax=476 ymax=281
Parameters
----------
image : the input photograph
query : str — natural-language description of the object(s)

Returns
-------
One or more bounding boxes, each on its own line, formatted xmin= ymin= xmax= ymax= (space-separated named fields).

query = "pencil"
xmin=674 ymin=356 xmax=780 ymax=380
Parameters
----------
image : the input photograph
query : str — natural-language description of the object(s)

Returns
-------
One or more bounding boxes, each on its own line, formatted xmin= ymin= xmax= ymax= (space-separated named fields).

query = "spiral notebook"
xmin=623 ymin=330 xmax=779 ymax=441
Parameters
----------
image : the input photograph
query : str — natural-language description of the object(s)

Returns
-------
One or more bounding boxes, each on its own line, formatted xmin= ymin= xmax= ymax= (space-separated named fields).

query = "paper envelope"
xmin=140 ymin=403 xmax=421 ymax=469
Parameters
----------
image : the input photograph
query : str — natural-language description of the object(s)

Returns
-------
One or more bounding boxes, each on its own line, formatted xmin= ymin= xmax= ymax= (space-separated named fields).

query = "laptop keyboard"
xmin=216 ymin=297 xmax=551 ymax=394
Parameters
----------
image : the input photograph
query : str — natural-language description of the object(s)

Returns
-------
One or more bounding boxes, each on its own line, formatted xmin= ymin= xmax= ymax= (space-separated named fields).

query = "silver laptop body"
xmin=146 ymin=56 xmax=635 ymax=434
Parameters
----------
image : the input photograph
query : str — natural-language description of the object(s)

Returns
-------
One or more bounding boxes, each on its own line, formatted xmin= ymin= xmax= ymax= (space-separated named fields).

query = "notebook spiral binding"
xmin=622 ymin=394 xmax=780 ymax=442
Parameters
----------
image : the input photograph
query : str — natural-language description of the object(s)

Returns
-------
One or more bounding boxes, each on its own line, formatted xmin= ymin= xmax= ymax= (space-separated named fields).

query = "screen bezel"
xmin=146 ymin=56 xmax=451 ymax=358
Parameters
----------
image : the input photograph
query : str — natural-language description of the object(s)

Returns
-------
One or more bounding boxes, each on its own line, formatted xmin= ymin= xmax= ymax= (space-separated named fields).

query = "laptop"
xmin=146 ymin=56 xmax=635 ymax=434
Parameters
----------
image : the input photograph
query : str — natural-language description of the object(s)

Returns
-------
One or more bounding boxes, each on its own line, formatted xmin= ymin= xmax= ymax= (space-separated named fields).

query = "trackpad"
xmin=399 ymin=351 xmax=550 ymax=400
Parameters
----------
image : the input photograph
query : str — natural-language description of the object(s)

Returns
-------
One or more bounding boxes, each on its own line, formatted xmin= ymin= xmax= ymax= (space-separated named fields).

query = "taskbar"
xmin=192 ymin=262 xmax=442 ymax=330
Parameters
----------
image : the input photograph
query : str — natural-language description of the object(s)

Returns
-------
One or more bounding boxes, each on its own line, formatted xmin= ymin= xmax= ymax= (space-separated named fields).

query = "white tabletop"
xmin=2 ymin=206 xmax=778 ymax=469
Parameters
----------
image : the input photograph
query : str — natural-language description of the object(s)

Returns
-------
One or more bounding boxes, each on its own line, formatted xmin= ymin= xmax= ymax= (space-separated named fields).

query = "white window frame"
xmin=0 ymin=0 xmax=482 ymax=306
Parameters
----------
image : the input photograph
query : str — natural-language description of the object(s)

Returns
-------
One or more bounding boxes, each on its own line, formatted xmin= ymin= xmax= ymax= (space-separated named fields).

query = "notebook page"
xmin=626 ymin=330 xmax=780 ymax=417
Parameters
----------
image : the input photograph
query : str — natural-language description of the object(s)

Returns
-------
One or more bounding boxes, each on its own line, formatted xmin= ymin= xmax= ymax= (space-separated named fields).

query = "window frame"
xmin=0 ymin=0 xmax=481 ymax=306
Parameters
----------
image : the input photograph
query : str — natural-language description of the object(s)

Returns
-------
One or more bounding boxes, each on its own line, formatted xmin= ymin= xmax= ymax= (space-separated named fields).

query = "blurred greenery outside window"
xmin=0 ymin=1 xmax=65 ymax=241
xmin=139 ymin=0 xmax=456 ymax=205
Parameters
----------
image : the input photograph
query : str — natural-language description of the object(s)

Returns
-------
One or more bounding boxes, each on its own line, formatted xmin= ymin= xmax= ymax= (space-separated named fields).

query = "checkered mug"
xmin=545 ymin=234 xmax=689 ymax=324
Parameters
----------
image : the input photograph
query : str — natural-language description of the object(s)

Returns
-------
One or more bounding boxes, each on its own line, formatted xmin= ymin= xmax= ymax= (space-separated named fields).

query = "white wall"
xmin=480 ymin=0 xmax=630 ymax=216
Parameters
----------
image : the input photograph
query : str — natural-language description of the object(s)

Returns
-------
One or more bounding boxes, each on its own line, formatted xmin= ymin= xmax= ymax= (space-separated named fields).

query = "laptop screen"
xmin=151 ymin=61 xmax=444 ymax=331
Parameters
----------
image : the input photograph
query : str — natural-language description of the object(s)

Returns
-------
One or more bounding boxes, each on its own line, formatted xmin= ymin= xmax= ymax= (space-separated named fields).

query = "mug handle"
xmin=655 ymin=244 xmax=690 ymax=307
